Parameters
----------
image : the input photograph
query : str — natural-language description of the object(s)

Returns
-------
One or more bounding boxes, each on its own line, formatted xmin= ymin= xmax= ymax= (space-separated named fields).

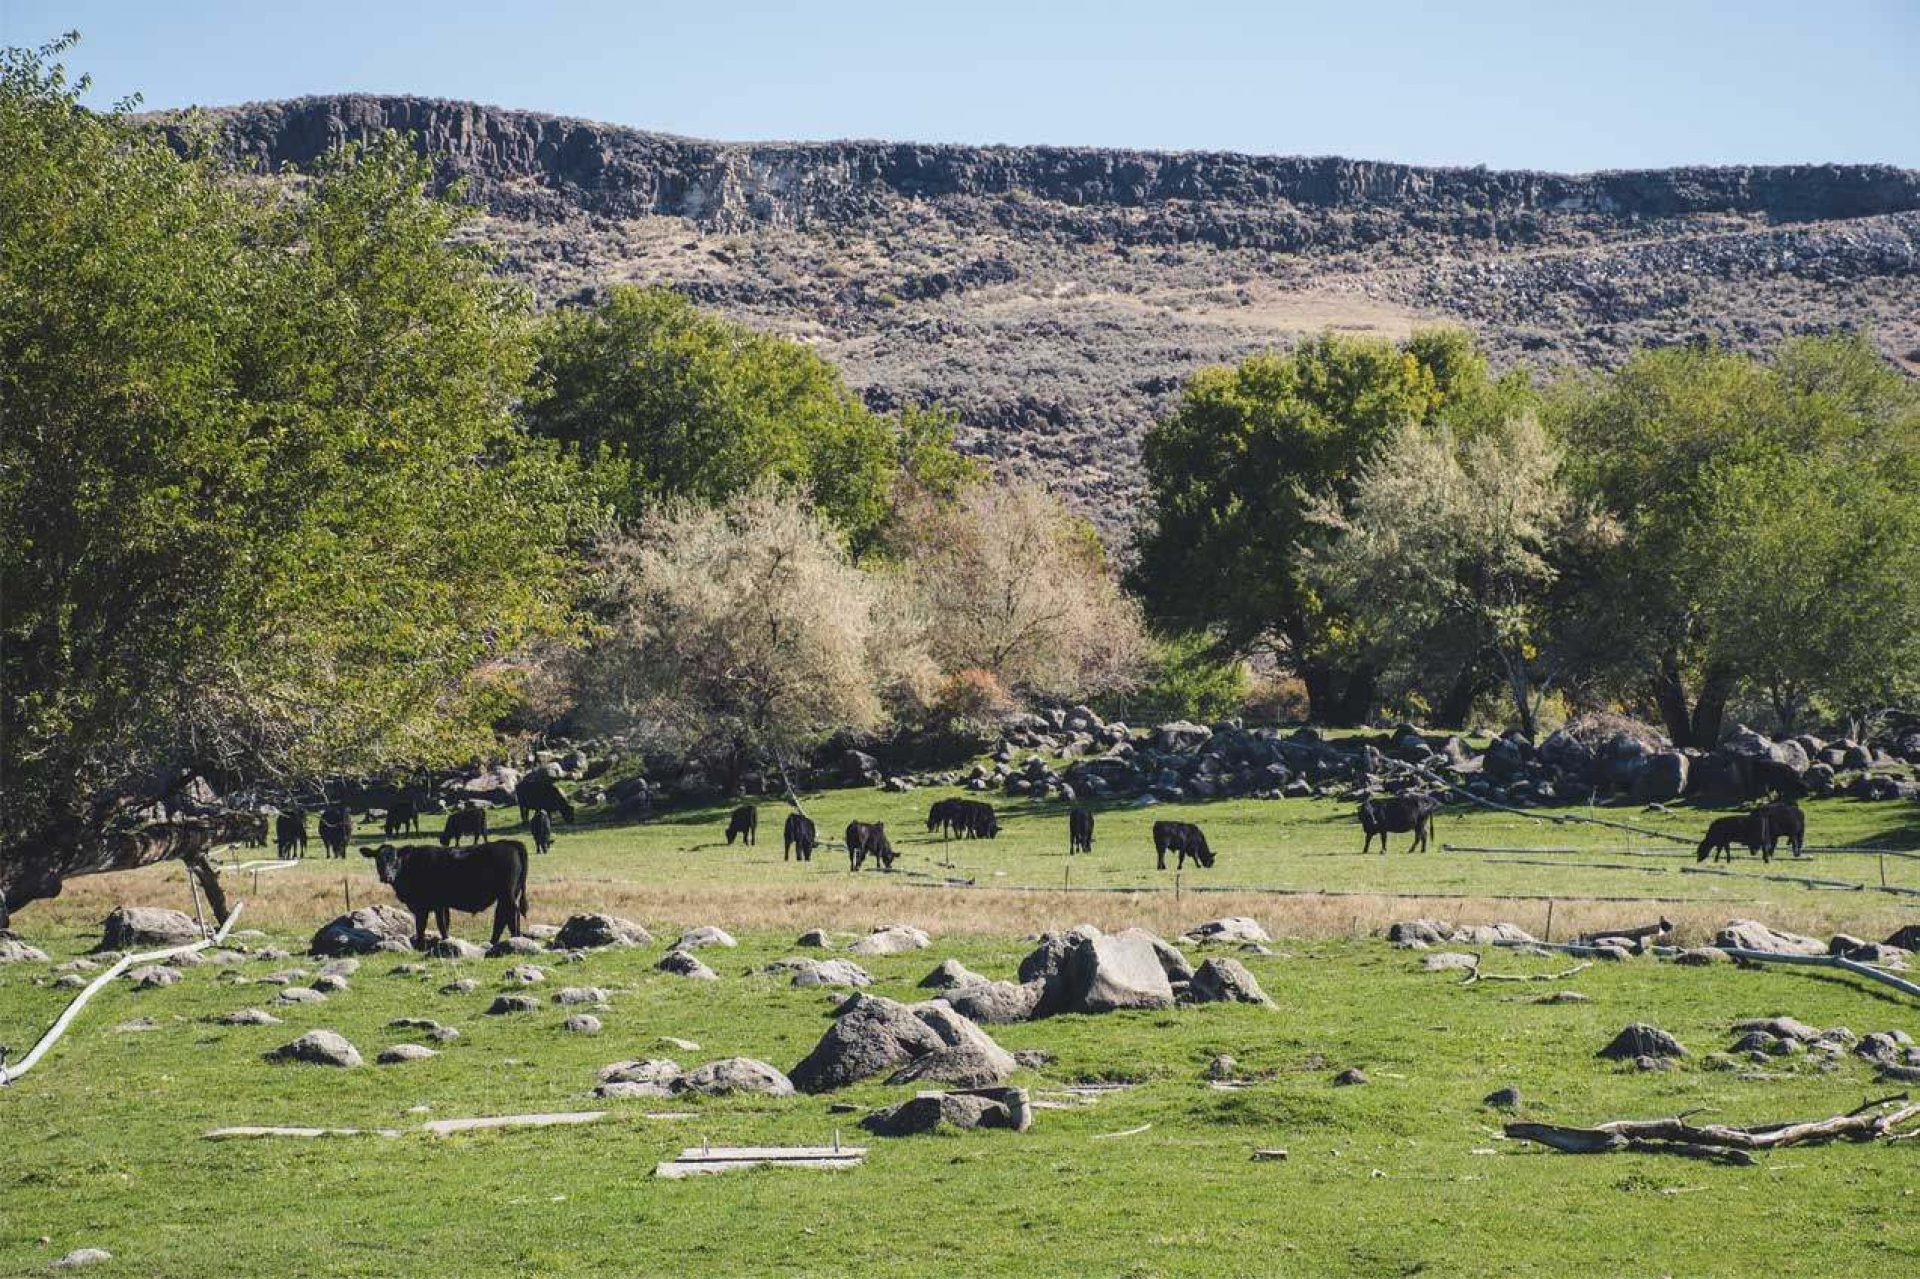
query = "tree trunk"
xmin=1332 ymin=664 xmax=1378 ymax=728
xmin=1438 ymin=661 xmax=1486 ymax=731
xmin=1688 ymin=664 xmax=1735 ymax=750
xmin=1301 ymin=662 xmax=1338 ymax=725
xmin=1650 ymin=654 xmax=1737 ymax=750
xmin=1 ymin=814 xmax=253 ymax=923
xmin=1652 ymin=652 xmax=1694 ymax=748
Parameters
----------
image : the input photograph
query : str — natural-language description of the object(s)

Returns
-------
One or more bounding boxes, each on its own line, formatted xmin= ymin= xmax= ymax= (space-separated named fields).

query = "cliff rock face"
xmin=152 ymin=96 xmax=1920 ymax=524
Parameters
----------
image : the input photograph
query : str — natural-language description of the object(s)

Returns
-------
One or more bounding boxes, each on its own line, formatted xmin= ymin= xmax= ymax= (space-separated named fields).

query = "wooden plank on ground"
xmin=422 ymin=1111 xmax=607 ymax=1136
xmin=205 ymin=1126 xmax=401 ymax=1140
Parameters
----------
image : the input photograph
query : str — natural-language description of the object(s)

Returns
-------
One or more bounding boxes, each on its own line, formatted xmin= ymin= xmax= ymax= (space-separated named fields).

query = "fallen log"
xmin=1574 ymin=919 xmax=1673 ymax=946
xmin=1506 ymin=1095 xmax=1920 ymax=1164
xmin=1459 ymin=956 xmax=1593 ymax=986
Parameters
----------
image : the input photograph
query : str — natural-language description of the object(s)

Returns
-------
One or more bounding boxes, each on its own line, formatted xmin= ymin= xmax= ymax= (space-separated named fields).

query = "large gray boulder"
xmin=942 ymin=980 xmax=1045 ymax=1025
xmin=1185 ymin=957 xmax=1275 ymax=1007
xmin=789 ymin=994 xmax=947 ymax=1092
xmin=1060 ymin=932 xmax=1176 ymax=1013
xmin=861 ymin=1091 xmax=1018 ymax=1137
xmin=919 ymin=958 xmax=989 ymax=989
xmin=1631 ymin=751 xmax=1690 ymax=802
xmin=310 ymin=904 xmax=416 ymax=957
xmin=1181 ymin=917 xmax=1271 ymax=946
xmin=0 ymin=936 xmax=50 ymax=963
xmin=672 ymin=926 xmax=737 ymax=951
xmin=97 ymin=906 xmax=201 ymax=952
xmin=266 ymin=1029 xmax=363 ymax=1068
xmin=848 ymin=924 xmax=931 ymax=956
xmin=1117 ymin=927 xmax=1194 ymax=983
xmin=790 ymin=958 xmax=873 ymax=989
xmin=552 ymin=914 xmax=652 ymax=949
xmin=1714 ymin=920 xmax=1827 ymax=956
xmin=1598 ymin=1023 xmax=1686 ymax=1061
xmin=1017 ymin=925 xmax=1102 ymax=986
xmin=671 ymin=1057 xmax=795 ymax=1097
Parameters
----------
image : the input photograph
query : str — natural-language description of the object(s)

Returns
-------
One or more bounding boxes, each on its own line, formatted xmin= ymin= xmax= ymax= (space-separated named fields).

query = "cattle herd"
xmin=247 ymin=754 xmax=1816 ymax=954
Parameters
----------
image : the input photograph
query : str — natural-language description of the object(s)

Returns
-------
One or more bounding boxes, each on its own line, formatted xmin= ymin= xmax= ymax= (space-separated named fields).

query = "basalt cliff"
xmin=157 ymin=95 xmax=1920 ymax=521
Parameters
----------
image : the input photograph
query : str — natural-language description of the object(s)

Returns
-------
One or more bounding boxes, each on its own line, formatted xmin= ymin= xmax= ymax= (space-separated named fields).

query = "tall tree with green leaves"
xmin=524 ymin=286 xmax=976 ymax=552
xmin=0 ymin=39 xmax=577 ymax=920
xmin=1552 ymin=334 xmax=1920 ymax=746
xmin=1128 ymin=328 xmax=1527 ymax=725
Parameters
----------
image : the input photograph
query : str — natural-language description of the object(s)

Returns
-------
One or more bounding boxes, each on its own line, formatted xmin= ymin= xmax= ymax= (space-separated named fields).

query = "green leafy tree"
xmin=1552 ymin=334 xmax=1920 ymax=745
xmin=0 ymin=39 xmax=577 ymax=919
xmin=1129 ymin=328 xmax=1525 ymax=725
xmin=525 ymin=287 xmax=975 ymax=550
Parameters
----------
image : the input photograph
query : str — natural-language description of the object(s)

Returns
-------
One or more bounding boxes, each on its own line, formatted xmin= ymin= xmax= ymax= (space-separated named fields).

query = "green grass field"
xmin=3 ymin=789 xmax=1917 ymax=1276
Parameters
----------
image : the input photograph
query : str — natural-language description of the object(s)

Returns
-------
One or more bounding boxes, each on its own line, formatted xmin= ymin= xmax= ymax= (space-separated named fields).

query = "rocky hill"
xmin=155 ymin=95 xmax=1920 ymax=526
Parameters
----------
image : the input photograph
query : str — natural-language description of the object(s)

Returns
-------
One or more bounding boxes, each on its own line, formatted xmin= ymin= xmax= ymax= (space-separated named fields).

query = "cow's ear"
xmin=360 ymin=846 xmax=376 ymax=857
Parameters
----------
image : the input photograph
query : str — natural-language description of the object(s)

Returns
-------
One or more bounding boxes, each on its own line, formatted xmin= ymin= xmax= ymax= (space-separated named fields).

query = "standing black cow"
xmin=846 ymin=821 xmax=896 ymax=871
xmin=926 ymin=798 xmax=964 ymax=837
xmin=383 ymin=801 xmax=421 ymax=838
xmin=1754 ymin=801 xmax=1805 ymax=860
xmin=530 ymin=810 xmax=554 ymax=856
xmin=1358 ymin=793 xmax=1441 ymax=855
xmin=956 ymin=800 xmax=1000 ymax=839
xmin=1068 ymin=807 xmax=1094 ymax=856
xmin=515 ymin=773 xmax=575 ymax=824
xmin=784 ymin=812 xmax=818 ymax=862
xmin=274 ymin=810 xmax=308 ymax=860
xmin=362 ymin=840 xmax=529 ymax=948
xmin=318 ymin=804 xmax=353 ymax=859
xmin=1152 ymin=820 xmax=1213 ymax=870
xmin=440 ymin=805 xmax=489 ymax=847
xmin=725 ymin=805 xmax=758 ymax=846
xmin=1697 ymin=812 xmax=1772 ymax=864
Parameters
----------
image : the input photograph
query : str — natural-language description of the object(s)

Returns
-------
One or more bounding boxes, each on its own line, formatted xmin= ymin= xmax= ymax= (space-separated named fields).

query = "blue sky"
xmin=7 ymin=1 xmax=1915 ymax=170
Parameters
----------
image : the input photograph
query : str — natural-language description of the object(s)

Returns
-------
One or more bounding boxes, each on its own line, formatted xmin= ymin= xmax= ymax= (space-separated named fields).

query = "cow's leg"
xmin=411 ymin=908 xmax=429 ymax=950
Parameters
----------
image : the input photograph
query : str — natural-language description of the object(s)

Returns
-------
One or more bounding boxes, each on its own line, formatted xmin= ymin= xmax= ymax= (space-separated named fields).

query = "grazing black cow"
xmin=1358 ymin=793 xmax=1441 ymax=855
xmin=274 ymin=810 xmax=308 ymax=860
xmin=1152 ymin=820 xmax=1214 ymax=870
xmin=1068 ymin=807 xmax=1094 ymax=856
xmin=362 ymin=840 xmax=529 ymax=948
xmin=926 ymin=797 xmax=964 ymax=837
xmin=318 ymin=805 xmax=353 ymax=859
xmin=439 ymin=805 xmax=489 ymax=847
xmin=846 ymin=821 xmax=896 ymax=872
xmin=1697 ymin=812 xmax=1772 ymax=864
xmin=956 ymin=800 xmax=1000 ymax=840
xmin=383 ymin=801 xmax=420 ymax=838
xmin=725 ymin=805 xmax=758 ymax=846
xmin=515 ymin=773 xmax=575 ymax=824
xmin=784 ymin=812 xmax=818 ymax=862
xmin=1754 ymin=801 xmax=1805 ymax=860
xmin=530 ymin=810 xmax=554 ymax=856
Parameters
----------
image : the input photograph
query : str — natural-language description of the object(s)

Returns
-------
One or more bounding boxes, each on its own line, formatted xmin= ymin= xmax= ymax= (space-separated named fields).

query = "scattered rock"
xmin=266 ymin=1030 xmax=362 ymax=1068
xmin=942 ymin=980 xmax=1044 ymax=1024
xmin=1598 ymin=1023 xmax=1686 ymax=1060
xmin=1672 ymin=947 xmax=1729 ymax=966
xmin=552 ymin=913 xmax=652 ymax=949
xmin=274 ymin=987 xmax=326 ymax=1005
xmin=655 ymin=950 xmax=718 ymax=980
xmin=1333 ymin=1068 xmax=1370 ymax=1086
xmin=440 ymin=978 xmax=479 ymax=995
xmin=1013 ymin=1049 xmax=1054 ymax=1069
xmin=486 ymin=936 xmax=545 ymax=957
xmin=1535 ymin=991 xmax=1591 ymax=1004
xmin=861 ymin=1092 xmax=1016 ymax=1137
xmin=310 ymin=974 xmax=351 ymax=993
xmin=125 ymin=965 xmax=179 ymax=989
xmin=788 ymin=994 xmax=949 ymax=1093
xmin=317 ymin=958 xmax=360 ymax=978
xmin=596 ymin=1078 xmax=670 ymax=1099
xmin=847 ymin=924 xmax=932 ymax=956
xmin=1061 ymin=932 xmax=1176 ymax=1013
xmin=485 ymin=994 xmax=540 ymax=1015
xmin=1182 ymin=916 xmax=1271 ymax=946
xmin=553 ymin=986 xmax=608 ymax=1006
xmin=114 ymin=1017 xmax=159 ymax=1033
xmin=216 ymin=1006 xmax=282 ymax=1029
xmin=600 ymin=1058 xmax=682 ymax=1086
xmin=790 ymin=959 xmax=873 ymax=989
xmin=1730 ymin=1016 xmax=1821 ymax=1043
xmin=1483 ymin=1085 xmax=1522 ymax=1109
xmin=97 ymin=905 xmax=201 ymax=951
xmin=0 ymin=937 xmax=51 ymax=963
xmin=310 ymin=905 xmax=416 ymax=956
xmin=1423 ymin=952 xmax=1479 ymax=972
xmin=564 ymin=1014 xmax=603 ymax=1035
xmin=51 ymin=1248 xmax=114 ymax=1269
xmin=423 ymin=937 xmax=486 ymax=961
xmin=503 ymin=964 xmax=547 ymax=986
xmin=671 ymin=1057 xmax=795 ymax=1097
xmin=918 ymin=958 xmax=988 ymax=989
xmin=377 ymin=1044 xmax=437 ymax=1064
xmin=1185 ymin=957 xmax=1276 ymax=1007
xmin=673 ymin=926 xmax=737 ymax=950
xmin=260 ymin=969 xmax=306 ymax=986
xmin=1206 ymin=1054 xmax=1238 ymax=1081
xmin=795 ymin=929 xmax=834 ymax=948
xmin=1713 ymin=920 xmax=1827 ymax=956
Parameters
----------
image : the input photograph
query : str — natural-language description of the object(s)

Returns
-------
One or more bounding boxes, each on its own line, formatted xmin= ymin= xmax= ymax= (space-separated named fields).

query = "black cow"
xmin=926 ymin=797 xmax=964 ymax=837
xmin=1755 ymin=801 xmax=1805 ymax=859
xmin=1697 ymin=812 xmax=1772 ymax=864
xmin=1152 ymin=820 xmax=1214 ymax=870
xmin=530 ymin=810 xmax=554 ymax=856
xmin=383 ymin=801 xmax=421 ymax=838
xmin=238 ymin=812 xmax=269 ymax=848
xmin=440 ymin=805 xmax=489 ymax=847
xmin=725 ymin=805 xmax=758 ymax=846
xmin=318 ymin=805 xmax=353 ymax=859
xmin=274 ymin=810 xmax=308 ymax=860
xmin=1358 ymin=793 xmax=1441 ymax=855
xmin=1068 ymin=806 xmax=1094 ymax=856
xmin=362 ymin=840 xmax=529 ymax=948
xmin=784 ymin=812 xmax=818 ymax=862
xmin=956 ymin=800 xmax=1000 ymax=840
xmin=846 ymin=821 xmax=896 ymax=871
xmin=515 ymin=773 xmax=575 ymax=824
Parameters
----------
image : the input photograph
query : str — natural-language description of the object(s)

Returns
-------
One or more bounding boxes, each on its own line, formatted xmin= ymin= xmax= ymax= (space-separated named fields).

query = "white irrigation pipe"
xmin=0 ymin=902 xmax=245 ymax=1087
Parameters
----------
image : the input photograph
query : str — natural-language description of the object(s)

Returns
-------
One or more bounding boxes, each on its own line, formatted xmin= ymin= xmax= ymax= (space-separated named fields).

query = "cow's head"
xmin=362 ymin=843 xmax=402 ymax=884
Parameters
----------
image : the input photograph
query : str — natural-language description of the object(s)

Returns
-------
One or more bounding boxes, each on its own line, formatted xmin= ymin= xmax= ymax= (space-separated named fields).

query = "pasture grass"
xmin=3 ymin=789 xmax=1917 ymax=1276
